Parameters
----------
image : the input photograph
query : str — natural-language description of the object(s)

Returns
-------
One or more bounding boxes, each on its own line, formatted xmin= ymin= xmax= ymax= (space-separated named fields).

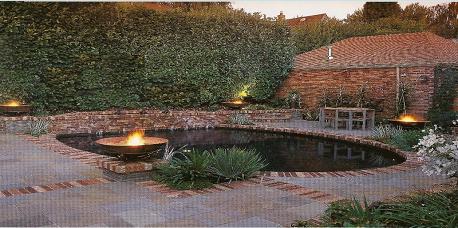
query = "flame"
xmin=232 ymin=99 xmax=244 ymax=104
xmin=399 ymin=114 xmax=417 ymax=122
xmin=4 ymin=101 xmax=20 ymax=107
xmin=125 ymin=130 xmax=145 ymax=146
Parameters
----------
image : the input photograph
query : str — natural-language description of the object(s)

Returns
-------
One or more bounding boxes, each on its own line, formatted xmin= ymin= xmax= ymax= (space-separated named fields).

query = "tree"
xmin=362 ymin=2 xmax=402 ymax=22
xmin=427 ymin=3 xmax=458 ymax=38
xmin=159 ymin=2 xmax=231 ymax=11
xmin=402 ymin=3 xmax=429 ymax=21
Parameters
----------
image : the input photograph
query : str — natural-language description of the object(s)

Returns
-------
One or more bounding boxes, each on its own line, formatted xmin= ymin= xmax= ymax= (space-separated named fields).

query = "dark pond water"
xmin=57 ymin=128 xmax=404 ymax=172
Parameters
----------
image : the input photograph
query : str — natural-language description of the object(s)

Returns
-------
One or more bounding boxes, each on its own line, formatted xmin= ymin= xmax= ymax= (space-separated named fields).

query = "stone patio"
xmin=0 ymin=133 xmax=449 ymax=227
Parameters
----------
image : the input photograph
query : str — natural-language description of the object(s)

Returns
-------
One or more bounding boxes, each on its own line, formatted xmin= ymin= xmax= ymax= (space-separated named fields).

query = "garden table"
xmin=319 ymin=107 xmax=375 ymax=130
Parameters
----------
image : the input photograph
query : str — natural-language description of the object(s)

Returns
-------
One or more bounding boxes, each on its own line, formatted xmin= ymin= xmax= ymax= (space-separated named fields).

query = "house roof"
xmin=294 ymin=32 xmax=458 ymax=71
xmin=286 ymin=14 xmax=327 ymax=26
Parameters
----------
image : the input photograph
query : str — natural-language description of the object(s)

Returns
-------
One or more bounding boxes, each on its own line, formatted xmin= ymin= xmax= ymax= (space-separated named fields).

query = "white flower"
xmin=416 ymin=120 xmax=458 ymax=178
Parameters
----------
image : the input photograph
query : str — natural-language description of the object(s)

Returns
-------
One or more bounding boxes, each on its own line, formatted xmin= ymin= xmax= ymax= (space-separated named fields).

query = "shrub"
xmin=319 ymin=198 xmax=383 ymax=227
xmin=0 ymin=3 xmax=294 ymax=113
xmin=387 ymin=130 xmax=426 ymax=151
xmin=286 ymin=91 xmax=302 ymax=109
xmin=310 ymin=190 xmax=458 ymax=227
xmin=416 ymin=122 xmax=458 ymax=179
xmin=227 ymin=113 xmax=253 ymax=125
xmin=370 ymin=124 xmax=403 ymax=142
xmin=377 ymin=192 xmax=458 ymax=227
xmin=208 ymin=147 xmax=267 ymax=182
xmin=154 ymin=150 xmax=213 ymax=190
xmin=27 ymin=119 xmax=50 ymax=137
xmin=427 ymin=64 xmax=457 ymax=129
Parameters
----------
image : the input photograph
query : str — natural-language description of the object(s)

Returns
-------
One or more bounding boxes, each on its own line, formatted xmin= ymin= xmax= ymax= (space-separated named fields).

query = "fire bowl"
xmin=0 ymin=105 xmax=31 ymax=115
xmin=389 ymin=119 xmax=430 ymax=128
xmin=96 ymin=136 xmax=168 ymax=160
xmin=222 ymin=101 xmax=249 ymax=109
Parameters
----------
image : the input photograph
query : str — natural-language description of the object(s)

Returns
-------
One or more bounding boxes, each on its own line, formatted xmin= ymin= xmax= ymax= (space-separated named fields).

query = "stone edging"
xmin=219 ymin=124 xmax=423 ymax=177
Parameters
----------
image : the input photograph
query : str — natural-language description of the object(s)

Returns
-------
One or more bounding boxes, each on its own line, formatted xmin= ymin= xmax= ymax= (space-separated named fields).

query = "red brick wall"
xmin=0 ymin=109 xmax=296 ymax=134
xmin=454 ymin=86 xmax=458 ymax=112
xmin=276 ymin=66 xmax=436 ymax=119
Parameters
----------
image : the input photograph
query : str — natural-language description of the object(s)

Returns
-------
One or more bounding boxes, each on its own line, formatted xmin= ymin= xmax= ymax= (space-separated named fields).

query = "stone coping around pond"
xmin=218 ymin=124 xmax=423 ymax=178
xmin=20 ymin=124 xmax=422 ymax=176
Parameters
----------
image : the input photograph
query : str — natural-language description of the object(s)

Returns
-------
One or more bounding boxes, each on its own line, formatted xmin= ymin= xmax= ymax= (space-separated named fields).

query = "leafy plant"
xmin=377 ymin=191 xmax=458 ymax=227
xmin=228 ymin=113 xmax=253 ymax=125
xmin=154 ymin=150 xmax=212 ymax=190
xmin=311 ymin=190 xmax=458 ymax=227
xmin=208 ymin=147 xmax=267 ymax=182
xmin=161 ymin=144 xmax=188 ymax=162
xmin=370 ymin=124 xmax=403 ymax=141
xmin=286 ymin=91 xmax=302 ymax=109
xmin=387 ymin=130 xmax=426 ymax=151
xmin=320 ymin=197 xmax=383 ymax=227
xmin=396 ymin=81 xmax=410 ymax=116
xmin=27 ymin=119 xmax=50 ymax=137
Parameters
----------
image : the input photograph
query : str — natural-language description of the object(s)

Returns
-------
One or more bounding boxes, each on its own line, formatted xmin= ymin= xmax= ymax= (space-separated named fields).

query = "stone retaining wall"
xmin=0 ymin=109 xmax=298 ymax=134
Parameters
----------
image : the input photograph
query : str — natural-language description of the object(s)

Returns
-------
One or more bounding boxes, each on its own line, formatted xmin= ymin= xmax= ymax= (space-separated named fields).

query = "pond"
xmin=57 ymin=128 xmax=404 ymax=172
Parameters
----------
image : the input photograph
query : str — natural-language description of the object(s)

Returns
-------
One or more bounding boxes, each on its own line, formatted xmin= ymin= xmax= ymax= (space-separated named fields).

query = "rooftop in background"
xmin=294 ymin=32 xmax=458 ymax=71
xmin=285 ymin=13 xmax=327 ymax=26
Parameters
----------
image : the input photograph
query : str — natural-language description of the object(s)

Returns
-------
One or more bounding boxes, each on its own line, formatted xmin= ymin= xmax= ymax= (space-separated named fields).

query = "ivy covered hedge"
xmin=428 ymin=64 xmax=457 ymax=128
xmin=0 ymin=3 xmax=294 ymax=113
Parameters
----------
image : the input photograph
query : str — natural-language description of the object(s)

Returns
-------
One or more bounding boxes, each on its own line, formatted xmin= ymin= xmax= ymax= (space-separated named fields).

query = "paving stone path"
xmin=0 ymin=133 xmax=448 ymax=227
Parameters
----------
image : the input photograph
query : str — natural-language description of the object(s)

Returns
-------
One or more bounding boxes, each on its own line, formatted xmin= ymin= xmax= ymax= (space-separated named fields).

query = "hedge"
xmin=427 ymin=64 xmax=457 ymax=128
xmin=0 ymin=3 xmax=295 ymax=113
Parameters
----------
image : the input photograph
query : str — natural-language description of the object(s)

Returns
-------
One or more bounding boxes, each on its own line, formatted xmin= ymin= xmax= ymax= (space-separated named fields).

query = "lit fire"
xmin=4 ymin=101 xmax=20 ymax=107
xmin=232 ymin=99 xmax=244 ymax=104
xmin=399 ymin=114 xmax=417 ymax=122
xmin=125 ymin=130 xmax=145 ymax=146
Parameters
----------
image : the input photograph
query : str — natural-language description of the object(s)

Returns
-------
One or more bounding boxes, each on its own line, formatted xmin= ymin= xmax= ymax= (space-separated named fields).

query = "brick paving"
xmin=0 ymin=131 xmax=449 ymax=227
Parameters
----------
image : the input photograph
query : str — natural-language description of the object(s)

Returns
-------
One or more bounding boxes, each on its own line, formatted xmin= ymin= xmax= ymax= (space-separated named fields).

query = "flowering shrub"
xmin=416 ymin=121 xmax=458 ymax=178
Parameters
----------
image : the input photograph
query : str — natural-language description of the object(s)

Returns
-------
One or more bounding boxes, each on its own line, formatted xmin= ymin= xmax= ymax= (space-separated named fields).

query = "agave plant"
xmin=321 ymin=197 xmax=383 ymax=227
xmin=154 ymin=150 xmax=212 ymax=190
xmin=141 ymin=143 xmax=187 ymax=161
xmin=208 ymin=147 xmax=267 ymax=182
xmin=228 ymin=113 xmax=253 ymax=125
xmin=27 ymin=119 xmax=50 ymax=137
xmin=371 ymin=124 xmax=403 ymax=141
xmin=162 ymin=143 xmax=188 ymax=162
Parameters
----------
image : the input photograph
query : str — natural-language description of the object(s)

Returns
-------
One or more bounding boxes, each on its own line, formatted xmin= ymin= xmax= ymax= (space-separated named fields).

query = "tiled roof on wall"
xmin=294 ymin=32 xmax=458 ymax=70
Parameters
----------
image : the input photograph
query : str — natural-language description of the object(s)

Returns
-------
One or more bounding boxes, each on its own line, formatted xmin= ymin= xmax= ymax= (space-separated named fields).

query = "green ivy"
xmin=0 ymin=3 xmax=295 ymax=113
xmin=427 ymin=64 xmax=457 ymax=128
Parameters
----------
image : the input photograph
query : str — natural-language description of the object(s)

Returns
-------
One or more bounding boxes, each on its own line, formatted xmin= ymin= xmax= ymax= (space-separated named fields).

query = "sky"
xmin=231 ymin=0 xmax=449 ymax=19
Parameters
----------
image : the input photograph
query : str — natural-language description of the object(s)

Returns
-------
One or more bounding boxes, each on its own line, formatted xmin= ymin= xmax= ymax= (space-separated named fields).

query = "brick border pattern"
xmin=136 ymin=177 xmax=261 ymax=198
xmin=137 ymin=176 xmax=343 ymax=204
xmin=258 ymin=178 xmax=343 ymax=203
xmin=219 ymin=124 xmax=424 ymax=177
xmin=0 ymin=178 xmax=114 ymax=198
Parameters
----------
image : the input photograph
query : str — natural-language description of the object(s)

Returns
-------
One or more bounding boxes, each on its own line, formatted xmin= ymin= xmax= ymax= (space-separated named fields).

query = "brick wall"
xmin=0 ymin=109 xmax=297 ymax=134
xmin=276 ymin=66 xmax=436 ymax=119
